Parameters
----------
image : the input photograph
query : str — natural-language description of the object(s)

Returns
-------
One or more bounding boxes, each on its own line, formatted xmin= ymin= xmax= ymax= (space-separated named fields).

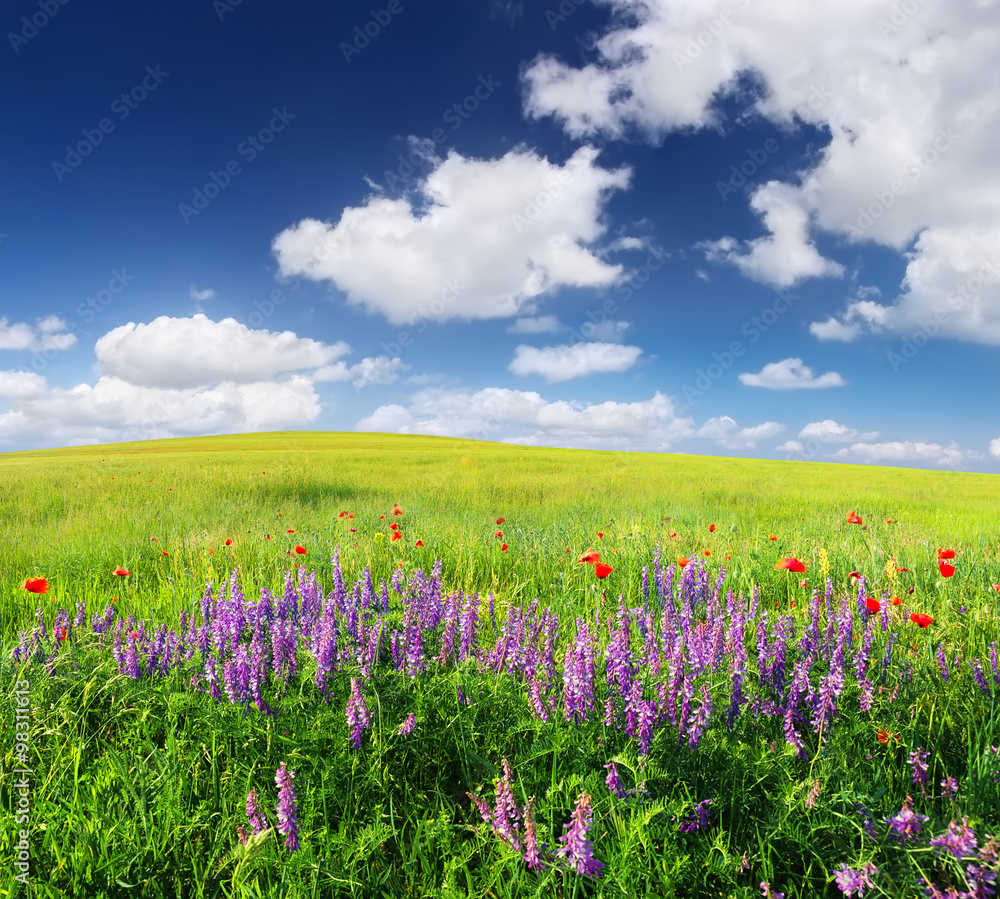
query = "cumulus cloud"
xmin=355 ymin=386 xmax=694 ymax=450
xmin=777 ymin=439 xmax=805 ymax=454
xmin=990 ymin=438 xmax=1000 ymax=459
xmin=0 ymin=370 xmax=47 ymax=399
xmin=508 ymin=342 xmax=642 ymax=382
xmin=522 ymin=0 xmax=1000 ymax=339
xmin=0 ymin=375 xmax=321 ymax=447
xmin=799 ymin=419 xmax=878 ymax=443
xmin=700 ymin=182 xmax=844 ymax=288
xmin=738 ymin=358 xmax=845 ymax=389
xmin=312 ymin=355 xmax=406 ymax=388
xmin=836 ymin=440 xmax=975 ymax=469
xmin=95 ymin=314 xmax=349 ymax=389
xmin=0 ymin=316 xmax=77 ymax=353
xmin=272 ymin=146 xmax=630 ymax=325
xmin=696 ymin=415 xmax=783 ymax=449
xmin=508 ymin=315 xmax=562 ymax=334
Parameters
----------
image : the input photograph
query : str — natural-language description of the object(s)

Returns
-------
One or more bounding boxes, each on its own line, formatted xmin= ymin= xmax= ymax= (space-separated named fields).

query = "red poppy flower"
xmin=577 ymin=549 xmax=600 ymax=564
xmin=161 ymin=551 xmax=169 ymax=556
xmin=848 ymin=571 xmax=862 ymax=584
xmin=886 ymin=518 xmax=894 ymax=524
xmin=597 ymin=532 xmax=604 ymax=539
xmin=669 ymin=532 xmax=677 ymax=538
xmin=225 ymin=538 xmax=232 ymax=546
xmin=865 ymin=596 xmax=881 ymax=614
xmin=265 ymin=534 xmax=270 ymax=540
xmin=22 ymin=577 xmax=49 ymax=594
xmin=775 ymin=558 xmax=806 ymax=573
xmin=709 ymin=524 xmax=716 ymax=532
xmin=494 ymin=530 xmax=503 ymax=538
xmin=910 ymin=612 xmax=934 ymax=628
xmin=55 ymin=626 xmax=67 ymax=642
xmin=415 ymin=540 xmax=424 ymax=547
xmin=993 ymin=584 xmax=1000 ymax=593
xmin=349 ymin=527 xmax=357 ymax=533
xmin=891 ymin=596 xmax=902 ymax=605
xmin=895 ymin=567 xmax=910 ymax=573
xmin=678 ymin=556 xmax=689 ymax=568
xmin=287 ymin=529 xmax=295 ymax=534
xmin=769 ymin=534 xmax=777 ymax=541
xmin=565 ymin=547 xmax=570 ymax=553
xmin=703 ymin=550 xmax=711 ymax=556
xmin=725 ymin=554 xmax=732 ymax=560
xmin=209 ymin=549 xmax=215 ymax=555
xmin=390 ymin=522 xmax=399 ymax=531
xmin=150 ymin=537 xmax=158 ymax=542
xmin=393 ymin=507 xmax=403 ymax=516
xmin=380 ymin=515 xmax=385 ymax=520
xmin=594 ymin=562 xmax=613 ymax=579
xmin=495 ymin=517 xmax=505 ymax=525
xmin=294 ymin=545 xmax=306 ymax=554
xmin=799 ymin=579 xmax=808 ymax=588
xmin=347 ymin=513 xmax=354 ymax=519
xmin=339 ymin=511 xmax=348 ymax=518
xmin=939 ymin=562 xmax=955 ymax=578
xmin=846 ymin=511 xmax=863 ymax=524
xmin=501 ymin=543 xmax=508 ymax=552
xmin=937 ymin=548 xmax=956 ymax=560
xmin=114 ymin=567 xmax=130 ymax=577
xmin=391 ymin=532 xmax=402 ymax=541
xmin=876 ymin=728 xmax=899 ymax=744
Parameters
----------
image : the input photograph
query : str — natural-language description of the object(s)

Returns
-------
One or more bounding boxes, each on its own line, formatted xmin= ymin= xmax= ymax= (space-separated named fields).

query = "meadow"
xmin=2 ymin=431 xmax=1000 ymax=898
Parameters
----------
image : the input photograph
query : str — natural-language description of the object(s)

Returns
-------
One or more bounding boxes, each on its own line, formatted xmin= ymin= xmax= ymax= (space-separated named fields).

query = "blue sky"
xmin=2 ymin=0 xmax=999 ymax=470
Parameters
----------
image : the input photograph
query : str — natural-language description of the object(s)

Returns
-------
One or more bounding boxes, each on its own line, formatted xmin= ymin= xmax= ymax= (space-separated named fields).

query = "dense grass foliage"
xmin=2 ymin=432 xmax=1000 ymax=898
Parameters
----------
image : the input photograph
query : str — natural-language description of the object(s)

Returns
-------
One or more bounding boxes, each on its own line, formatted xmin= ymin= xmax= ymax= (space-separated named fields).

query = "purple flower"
xmin=523 ymin=796 xmax=546 ymax=872
xmin=556 ymin=791 xmax=603 ymax=879
xmin=929 ymin=817 xmax=978 ymax=861
xmin=246 ymin=788 xmax=267 ymax=835
xmin=346 ymin=677 xmax=371 ymax=750
xmin=760 ymin=883 xmax=785 ymax=899
xmin=885 ymin=795 xmax=928 ymax=843
xmin=275 ymin=762 xmax=300 ymax=852
xmin=679 ymin=799 xmax=712 ymax=833
xmin=491 ymin=758 xmax=523 ymax=853
xmin=909 ymin=748 xmax=930 ymax=795
xmin=397 ymin=713 xmax=416 ymax=736
xmin=604 ymin=761 xmax=626 ymax=799
xmin=939 ymin=776 xmax=958 ymax=799
xmin=833 ymin=861 xmax=876 ymax=896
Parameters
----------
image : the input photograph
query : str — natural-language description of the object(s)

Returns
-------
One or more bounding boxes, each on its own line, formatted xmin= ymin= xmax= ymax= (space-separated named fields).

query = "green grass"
xmin=2 ymin=432 xmax=1000 ymax=898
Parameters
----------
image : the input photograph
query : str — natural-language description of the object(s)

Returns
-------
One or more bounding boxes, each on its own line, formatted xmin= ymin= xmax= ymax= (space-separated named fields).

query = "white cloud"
xmin=738 ymin=357 xmax=846 ymax=389
xmin=0 ymin=370 xmax=47 ymax=399
xmin=799 ymin=419 xmax=878 ymax=443
xmin=508 ymin=342 xmax=642 ymax=382
xmin=700 ymin=182 xmax=844 ymax=288
xmin=578 ymin=319 xmax=631 ymax=342
xmin=356 ymin=387 xmax=694 ymax=450
xmin=0 ymin=316 xmax=77 ymax=353
xmin=522 ymin=0 xmax=1000 ymax=341
xmin=272 ymin=146 xmax=631 ymax=325
xmin=312 ymin=355 xmax=406 ymax=388
xmin=837 ymin=440 xmax=975 ymax=469
xmin=508 ymin=315 xmax=562 ymax=334
xmin=95 ymin=314 xmax=349 ymax=389
xmin=0 ymin=375 xmax=321 ymax=447
xmin=696 ymin=415 xmax=783 ymax=449
xmin=777 ymin=439 xmax=805 ymax=453
xmin=809 ymin=316 xmax=862 ymax=342
xmin=992 ymin=437 xmax=1000 ymax=459
xmin=189 ymin=286 xmax=216 ymax=301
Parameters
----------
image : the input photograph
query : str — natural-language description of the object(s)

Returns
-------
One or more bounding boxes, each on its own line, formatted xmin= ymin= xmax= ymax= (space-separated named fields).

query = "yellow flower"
xmin=819 ymin=547 xmax=830 ymax=582
xmin=374 ymin=532 xmax=385 ymax=541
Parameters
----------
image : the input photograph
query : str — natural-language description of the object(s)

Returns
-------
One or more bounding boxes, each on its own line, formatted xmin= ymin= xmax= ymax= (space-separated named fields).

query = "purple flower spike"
xmin=556 ymin=791 xmax=603 ymax=879
xmin=604 ymin=761 xmax=626 ymax=799
xmin=275 ymin=762 xmax=301 ymax=852
xmin=397 ymin=712 xmax=416 ymax=736
xmin=346 ymin=677 xmax=371 ymax=750
xmin=246 ymin=788 xmax=267 ymax=835
xmin=885 ymin=795 xmax=928 ymax=843
xmin=523 ymin=796 xmax=546 ymax=872
xmin=760 ymin=883 xmax=785 ymax=899
xmin=930 ymin=817 xmax=978 ymax=861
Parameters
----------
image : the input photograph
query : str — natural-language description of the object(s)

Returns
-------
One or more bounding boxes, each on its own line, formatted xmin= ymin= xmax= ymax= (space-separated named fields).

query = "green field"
xmin=2 ymin=432 xmax=1000 ymax=898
